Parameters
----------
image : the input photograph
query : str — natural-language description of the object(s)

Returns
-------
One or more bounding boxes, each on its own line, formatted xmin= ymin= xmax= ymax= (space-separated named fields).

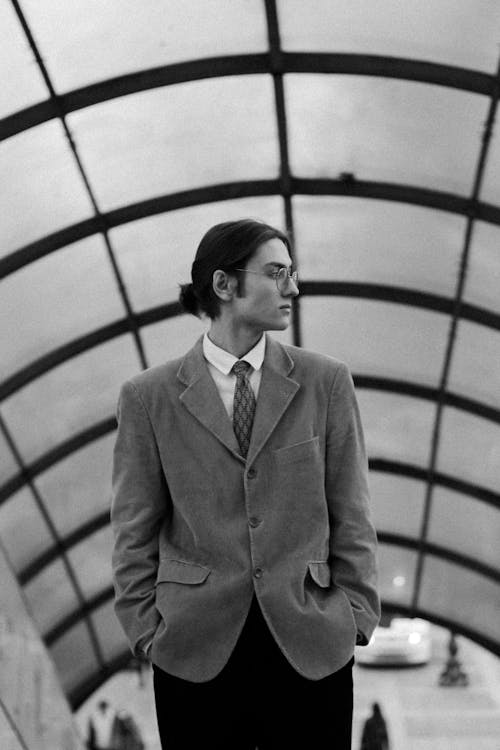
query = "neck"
xmin=208 ymin=318 xmax=263 ymax=358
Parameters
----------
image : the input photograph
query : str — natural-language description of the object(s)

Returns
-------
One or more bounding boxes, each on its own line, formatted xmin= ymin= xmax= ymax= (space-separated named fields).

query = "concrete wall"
xmin=0 ymin=543 xmax=84 ymax=750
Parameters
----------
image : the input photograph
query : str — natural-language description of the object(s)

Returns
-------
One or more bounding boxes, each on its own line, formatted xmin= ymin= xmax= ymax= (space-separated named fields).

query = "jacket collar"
xmin=177 ymin=334 xmax=299 ymax=464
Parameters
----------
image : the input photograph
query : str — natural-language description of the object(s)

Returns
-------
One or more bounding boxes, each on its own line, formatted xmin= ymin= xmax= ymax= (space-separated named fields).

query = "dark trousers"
xmin=153 ymin=597 xmax=353 ymax=749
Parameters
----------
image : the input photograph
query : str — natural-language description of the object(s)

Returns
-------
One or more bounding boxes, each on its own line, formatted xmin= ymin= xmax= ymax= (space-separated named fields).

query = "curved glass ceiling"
xmin=1 ymin=0 xmax=499 ymax=708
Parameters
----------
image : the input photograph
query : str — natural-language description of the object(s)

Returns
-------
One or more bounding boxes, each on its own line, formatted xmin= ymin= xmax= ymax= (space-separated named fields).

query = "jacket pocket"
xmin=308 ymin=560 xmax=331 ymax=588
xmin=273 ymin=436 xmax=320 ymax=465
xmin=156 ymin=558 xmax=211 ymax=585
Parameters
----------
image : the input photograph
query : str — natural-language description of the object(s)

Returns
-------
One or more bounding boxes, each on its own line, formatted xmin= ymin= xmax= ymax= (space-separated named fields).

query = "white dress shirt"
xmin=202 ymin=332 xmax=265 ymax=418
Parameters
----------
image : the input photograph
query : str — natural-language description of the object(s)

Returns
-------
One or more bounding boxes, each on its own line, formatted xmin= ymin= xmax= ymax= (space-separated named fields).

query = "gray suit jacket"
xmin=111 ymin=335 xmax=379 ymax=681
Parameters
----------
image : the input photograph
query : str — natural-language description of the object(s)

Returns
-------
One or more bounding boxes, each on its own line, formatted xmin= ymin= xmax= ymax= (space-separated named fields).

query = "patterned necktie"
xmin=232 ymin=360 xmax=256 ymax=458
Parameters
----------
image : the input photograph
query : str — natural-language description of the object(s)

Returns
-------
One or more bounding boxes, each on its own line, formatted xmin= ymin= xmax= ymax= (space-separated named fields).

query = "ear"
xmin=212 ymin=269 xmax=237 ymax=302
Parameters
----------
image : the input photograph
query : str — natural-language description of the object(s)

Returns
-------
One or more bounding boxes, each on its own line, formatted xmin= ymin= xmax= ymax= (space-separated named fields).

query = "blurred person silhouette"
xmin=110 ymin=709 xmax=145 ymax=750
xmin=360 ymin=702 xmax=389 ymax=750
xmin=111 ymin=219 xmax=380 ymax=748
xmin=87 ymin=699 xmax=115 ymax=750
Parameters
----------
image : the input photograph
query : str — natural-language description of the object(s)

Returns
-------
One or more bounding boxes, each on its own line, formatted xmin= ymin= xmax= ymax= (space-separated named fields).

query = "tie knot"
xmin=232 ymin=360 xmax=251 ymax=377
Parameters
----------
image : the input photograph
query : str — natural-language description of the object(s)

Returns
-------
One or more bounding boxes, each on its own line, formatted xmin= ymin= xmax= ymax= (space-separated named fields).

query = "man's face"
xmin=231 ymin=238 xmax=299 ymax=332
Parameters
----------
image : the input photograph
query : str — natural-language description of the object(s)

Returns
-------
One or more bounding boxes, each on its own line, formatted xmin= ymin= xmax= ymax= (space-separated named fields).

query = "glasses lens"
xmin=276 ymin=267 xmax=298 ymax=291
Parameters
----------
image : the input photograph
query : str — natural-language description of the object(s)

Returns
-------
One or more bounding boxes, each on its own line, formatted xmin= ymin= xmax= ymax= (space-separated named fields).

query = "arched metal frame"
xmin=2 ymin=0 xmax=500 ymax=706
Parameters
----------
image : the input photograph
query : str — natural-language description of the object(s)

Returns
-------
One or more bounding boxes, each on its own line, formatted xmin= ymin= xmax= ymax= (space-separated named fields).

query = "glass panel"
xmin=0 ymin=488 xmax=53 ymax=573
xmin=113 ymin=197 xmax=286 ymax=310
xmin=22 ymin=0 xmax=268 ymax=92
xmin=0 ymin=424 xmax=18 ymax=485
xmin=49 ymin=622 xmax=98 ymax=696
xmin=465 ymin=221 xmax=500 ymax=314
xmin=369 ymin=474 xmax=425 ymax=538
xmin=0 ymin=236 xmax=124 ymax=380
xmin=278 ymin=0 xmax=500 ymax=72
xmin=2 ymin=335 xmax=139 ymax=464
xmin=23 ymin=559 xmax=80 ymax=635
xmin=0 ymin=1 xmax=48 ymax=117
xmin=438 ymin=408 xmax=500 ymax=495
xmin=142 ymin=316 xmax=208 ymax=367
xmin=428 ymin=488 xmax=500 ymax=572
xmin=36 ymin=434 xmax=114 ymax=539
xmin=358 ymin=391 xmax=435 ymax=468
xmin=91 ymin=599 xmax=129 ymax=664
xmin=68 ymin=525 xmax=113 ymax=600
xmin=293 ymin=196 xmax=464 ymax=299
xmin=1 ymin=121 xmax=93 ymax=254
xmin=378 ymin=543 xmax=418 ymax=607
xmin=419 ymin=556 xmax=500 ymax=643
xmin=285 ymin=74 xmax=484 ymax=196
xmin=301 ymin=298 xmax=448 ymax=387
xmin=448 ymin=321 xmax=500 ymax=409
xmin=68 ymin=75 xmax=279 ymax=211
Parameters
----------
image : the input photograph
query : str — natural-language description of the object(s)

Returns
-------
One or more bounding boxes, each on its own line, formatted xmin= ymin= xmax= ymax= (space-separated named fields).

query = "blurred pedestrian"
xmin=110 ymin=710 xmax=145 ymax=750
xmin=360 ymin=702 xmax=389 ymax=750
xmin=87 ymin=699 xmax=115 ymax=750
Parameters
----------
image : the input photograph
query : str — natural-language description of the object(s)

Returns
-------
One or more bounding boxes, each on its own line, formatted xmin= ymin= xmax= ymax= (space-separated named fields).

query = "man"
xmin=111 ymin=218 xmax=380 ymax=749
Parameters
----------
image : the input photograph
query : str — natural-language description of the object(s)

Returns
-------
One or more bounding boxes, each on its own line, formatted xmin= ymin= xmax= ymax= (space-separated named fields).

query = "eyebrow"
xmin=263 ymin=262 xmax=292 ymax=270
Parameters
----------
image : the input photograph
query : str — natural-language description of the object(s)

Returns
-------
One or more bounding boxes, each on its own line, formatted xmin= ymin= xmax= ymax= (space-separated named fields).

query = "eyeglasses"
xmin=234 ymin=267 xmax=299 ymax=292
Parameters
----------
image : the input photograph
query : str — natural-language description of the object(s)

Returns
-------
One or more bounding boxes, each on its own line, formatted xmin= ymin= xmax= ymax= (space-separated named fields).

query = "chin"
xmin=268 ymin=319 xmax=290 ymax=331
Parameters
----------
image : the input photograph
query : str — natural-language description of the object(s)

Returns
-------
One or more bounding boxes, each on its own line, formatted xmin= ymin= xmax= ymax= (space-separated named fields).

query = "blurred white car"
xmin=356 ymin=617 xmax=432 ymax=666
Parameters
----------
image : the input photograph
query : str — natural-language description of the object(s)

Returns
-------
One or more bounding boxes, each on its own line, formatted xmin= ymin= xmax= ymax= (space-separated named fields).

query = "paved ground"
xmin=77 ymin=625 xmax=500 ymax=749
xmin=353 ymin=627 xmax=500 ymax=750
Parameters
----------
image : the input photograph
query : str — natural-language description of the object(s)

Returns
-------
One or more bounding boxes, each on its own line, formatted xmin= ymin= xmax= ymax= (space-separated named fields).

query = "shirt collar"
xmin=203 ymin=332 xmax=266 ymax=375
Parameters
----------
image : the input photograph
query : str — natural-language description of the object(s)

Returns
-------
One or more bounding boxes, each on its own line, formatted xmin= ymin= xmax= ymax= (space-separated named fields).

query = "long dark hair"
xmin=179 ymin=218 xmax=291 ymax=319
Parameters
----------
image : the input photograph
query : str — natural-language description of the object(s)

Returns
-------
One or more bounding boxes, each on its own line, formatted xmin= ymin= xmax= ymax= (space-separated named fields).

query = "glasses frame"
xmin=234 ymin=267 xmax=299 ymax=292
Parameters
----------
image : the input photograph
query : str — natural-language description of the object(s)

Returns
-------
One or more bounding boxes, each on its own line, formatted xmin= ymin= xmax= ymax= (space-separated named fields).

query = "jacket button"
xmin=247 ymin=468 xmax=256 ymax=479
xmin=253 ymin=567 xmax=263 ymax=579
xmin=248 ymin=516 xmax=261 ymax=528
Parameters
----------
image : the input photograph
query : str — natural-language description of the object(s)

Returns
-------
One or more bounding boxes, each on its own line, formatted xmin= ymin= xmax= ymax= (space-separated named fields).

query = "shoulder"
xmin=130 ymin=358 xmax=182 ymax=388
xmin=281 ymin=342 xmax=351 ymax=380
xmin=118 ymin=356 xmax=184 ymax=403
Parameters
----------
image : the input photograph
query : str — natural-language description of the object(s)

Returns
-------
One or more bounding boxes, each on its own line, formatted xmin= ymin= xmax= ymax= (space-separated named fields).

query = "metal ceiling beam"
xmin=382 ymin=601 xmax=500 ymax=658
xmin=45 ymin=585 xmax=114 ymax=646
xmin=1 ymin=371 xmax=499 ymax=509
xmin=16 ymin=464 xmax=499 ymax=586
xmin=378 ymin=532 xmax=499 ymax=584
xmin=0 ymin=302 xmax=181 ymax=402
xmin=2 ymin=178 xmax=500 ymax=283
xmin=370 ymin=458 xmax=500 ymax=510
xmin=9 ymin=0 xmax=148 ymax=375
xmin=15 ymin=466 xmax=500 ymax=583
xmin=356 ymin=375 xmax=500 ymax=425
xmin=300 ymin=281 xmax=500 ymax=330
xmin=68 ymin=599 xmax=500 ymax=709
xmin=0 ymin=417 xmax=115 ymax=503
xmin=18 ymin=511 xmax=110 ymax=586
xmin=42 ymin=530 xmax=499 ymax=655
xmin=411 ymin=53 xmax=500 ymax=614
xmin=2 ymin=283 xmax=499 ymax=404
xmin=0 ymin=53 xmax=494 ymax=142
xmin=69 ymin=651 xmax=134 ymax=710
xmin=265 ymin=0 xmax=302 ymax=348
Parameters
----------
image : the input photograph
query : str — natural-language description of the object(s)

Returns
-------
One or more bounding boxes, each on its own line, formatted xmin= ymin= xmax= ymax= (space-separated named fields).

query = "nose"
xmin=286 ymin=277 xmax=299 ymax=297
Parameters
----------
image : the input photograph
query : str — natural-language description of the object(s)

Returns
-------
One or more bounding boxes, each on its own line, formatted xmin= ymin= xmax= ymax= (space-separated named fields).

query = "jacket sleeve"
xmin=111 ymin=380 xmax=169 ymax=657
xmin=325 ymin=362 xmax=380 ymax=644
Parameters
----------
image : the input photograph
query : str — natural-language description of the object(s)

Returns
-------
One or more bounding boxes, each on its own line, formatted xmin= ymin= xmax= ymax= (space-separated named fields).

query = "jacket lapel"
xmin=246 ymin=335 xmax=299 ymax=465
xmin=177 ymin=335 xmax=300 ymax=464
xmin=177 ymin=337 xmax=243 ymax=460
